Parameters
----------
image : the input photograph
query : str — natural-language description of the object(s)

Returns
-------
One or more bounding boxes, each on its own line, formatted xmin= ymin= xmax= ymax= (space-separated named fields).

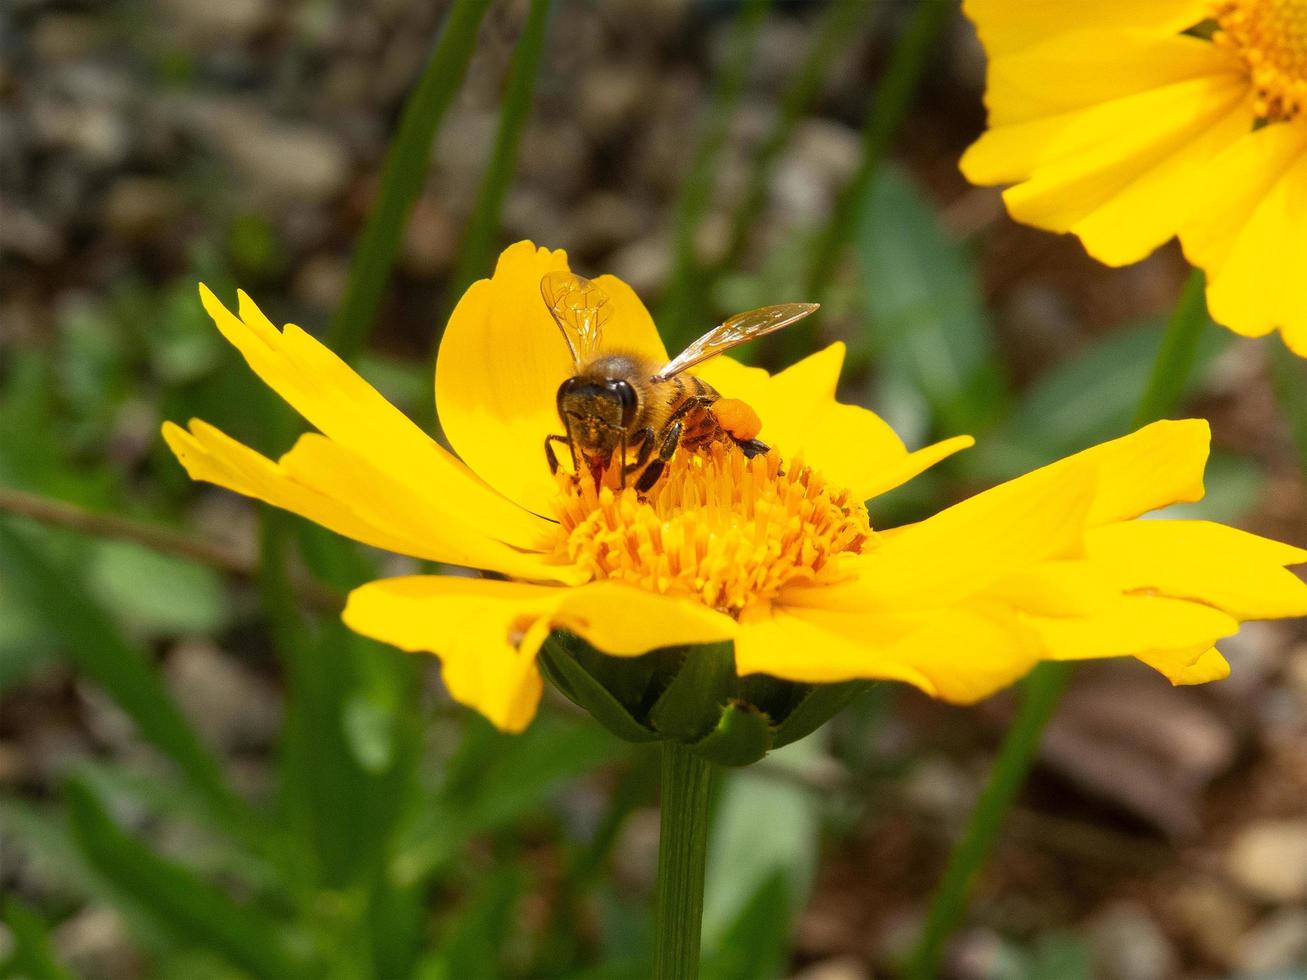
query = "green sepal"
xmin=537 ymin=639 xmax=659 ymax=743
xmin=649 ymin=643 xmax=736 ymax=741
xmin=688 ymin=702 xmax=773 ymax=767
xmin=538 ymin=632 xmax=869 ymax=764
xmin=771 ymin=680 xmax=873 ymax=749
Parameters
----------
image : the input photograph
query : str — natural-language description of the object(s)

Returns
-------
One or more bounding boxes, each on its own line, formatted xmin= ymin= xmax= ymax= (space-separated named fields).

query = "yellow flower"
xmin=961 ymin=0 xmax=1307 ymax=352
xmin=163 ymin=241 xmax=1307 ymax=734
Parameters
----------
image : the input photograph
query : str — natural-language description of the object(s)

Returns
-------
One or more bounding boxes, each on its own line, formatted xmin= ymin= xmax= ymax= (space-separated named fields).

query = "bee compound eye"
xmin=556 ymin=377 xmax=579 ymax=418
xmin=611 ymin=380 xmax=638 ymax=427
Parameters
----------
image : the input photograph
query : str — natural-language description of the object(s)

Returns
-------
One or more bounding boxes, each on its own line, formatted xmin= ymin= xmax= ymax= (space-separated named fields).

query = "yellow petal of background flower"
xmin=343 ymin=576 xmax=560 ymax=733
xmin=1086 ymin=520 xmax=1307 ymax=619
xmin=195 ymin=285 xmax=551 ymax=552
xmin=977 ymin=31 xmax=1236 ymax=130
xmin=963 ymin=0 xmax=1208 ymax=57
xmin=969 ymin=70 xmax=1248 ymax=266
xmin=164 ymin=421 xmax=581 ymax=583
xmin=1136 ymin=646 xmax=1232 ymax=685
xmin=1179 ymin=124 xmax=1307 ymax=348
xmin=435 ymin=241 xmax=668 ymax=517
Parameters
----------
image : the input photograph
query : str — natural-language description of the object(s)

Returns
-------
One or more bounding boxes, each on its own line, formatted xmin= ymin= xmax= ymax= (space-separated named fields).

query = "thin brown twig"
xmin=0 ymin=485 xmax=342 ymax=611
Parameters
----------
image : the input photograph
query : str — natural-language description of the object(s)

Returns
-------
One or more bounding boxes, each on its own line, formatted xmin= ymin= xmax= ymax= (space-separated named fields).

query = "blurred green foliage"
xmin=0 ymin=1 xmax=1278 ymax=978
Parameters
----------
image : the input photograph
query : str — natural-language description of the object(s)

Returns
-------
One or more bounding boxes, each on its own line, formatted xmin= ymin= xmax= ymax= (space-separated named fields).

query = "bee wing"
xmin=655 ymin=303 xmax=819 ymax=380
xmin=541 ymin=271 xmax=612 ymax=368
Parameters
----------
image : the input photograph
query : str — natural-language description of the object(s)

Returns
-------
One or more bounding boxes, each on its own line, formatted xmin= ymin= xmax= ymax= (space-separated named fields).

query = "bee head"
xmin=557 ymin=375 xmax=639 ymax=463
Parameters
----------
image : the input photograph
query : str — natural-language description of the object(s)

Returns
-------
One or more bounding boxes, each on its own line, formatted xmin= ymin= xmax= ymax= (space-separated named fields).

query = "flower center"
xmin=1214 ymin=0 xmax=1307 ymax=120
xmin=552 ymin=443 xmax=872 ymax=617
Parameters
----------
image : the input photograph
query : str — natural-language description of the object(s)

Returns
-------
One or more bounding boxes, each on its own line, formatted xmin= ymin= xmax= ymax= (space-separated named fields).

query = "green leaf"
xmin=392 ymin=713 xmax=622 ymax=886
xmin=87 ymin=539 xmax=226 ymax=635
xmin=1 ymin=900 xmax=75 ymax=980
xmin=699 ymin=870 xmax=790 ymax=980
xmin=974 ymin=317 xmax=1228 ymax=481
xmin=418 ymin=867 xmax=527 ymax=980
xmin=0 ymin=522 xmax=248 ymax=837
xmin=702 ymin=740 xmax=821 ymax=949
xmin=64 ymin=778 xmax=302 ymax=979
xmin=856 ymin=166 xmax=1008 ymax=433
xmin=327 ymin=0 xmax=492 ymax=360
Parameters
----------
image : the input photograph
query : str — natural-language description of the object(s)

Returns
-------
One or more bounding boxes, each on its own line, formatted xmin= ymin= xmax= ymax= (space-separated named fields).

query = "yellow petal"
xmin=1086 ymin=520 xmax=1307 ymax=619
xmin=435 ymin=242 xmax=668 ymax=517
xmin=342 ymin=575 xmax=737 ymax=732
xmin=985 ymin=559 xmax=1120 ymax=616
xmin=165 ymin=420 xmax=580 ymax=583
xmin=694 ymin=344 xmax=972 ymax=500
xmin=975 ymin=31 xmax=1238 ymax=129
xmin=793 ymin=453 xmax=1097 ymax=611
xmin=1026 ymin=594 xmax=1239 ymax=661
xmin=1136 ymin=646 xmax=1232 ymax=685
xmin=343 ymin=576 xmax=560 ymax=732
xmin=194 ymin=284 xmax=550 ymax=552
xmin=857 ymin=435 xmax=976 ymax=502
xmin=736 ymin=602 xmax=1042 ymax=704
xmin=693 ymin=343 xmax=845 ymax=457
xmin=1048 ymin=419 xmax=1209 ymax=525
xmin=968 ymin=70 xmax=1249 ymax=266
xmin=1178 ymin=125 xmax=1307 ymax=347
xmin=551 ymin=581 xmax=737 ymax=654
xmin=962 ymin=0 xmax=1209 ymax=57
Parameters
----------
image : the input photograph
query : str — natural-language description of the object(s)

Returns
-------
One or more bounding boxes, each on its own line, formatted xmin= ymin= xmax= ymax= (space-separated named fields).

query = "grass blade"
xmin=793 ymin=0 xmax=955 ymax=357
xmin=442 ymin=0 xmax=555 ymax=327
xmin=657 ymin=0 xmax=773 ymax=351
xmin=65 ymin=777 xmax=302 ymax=979
xmin=714 ymin=0 xmax=875 ymax=278
xmin=327 ymin=0 xmax=491 ymax=360
xmin=1 ymin=900 xmax=75 ymax=980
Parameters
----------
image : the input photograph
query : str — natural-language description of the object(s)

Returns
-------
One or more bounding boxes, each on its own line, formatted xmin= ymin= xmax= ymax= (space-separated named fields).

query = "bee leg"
xmin=623 ymin=427 xmax=657 ymax=478
xmin=544 ymin=434 xmax=572 ymax=475
xmin=731 ymin=435 xmax=769 ymax=459
xmin=635 ymin=421 xmax=682 ymax=494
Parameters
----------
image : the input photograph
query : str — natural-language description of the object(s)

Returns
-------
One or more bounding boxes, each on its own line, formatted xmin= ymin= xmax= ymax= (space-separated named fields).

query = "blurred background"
xmin=3 ymin=0 xmax=1307 ymax=977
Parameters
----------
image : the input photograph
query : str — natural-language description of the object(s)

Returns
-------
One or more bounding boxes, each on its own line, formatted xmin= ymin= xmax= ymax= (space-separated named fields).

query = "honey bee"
xmin=541 ymin=271 xmax=819 ymax=492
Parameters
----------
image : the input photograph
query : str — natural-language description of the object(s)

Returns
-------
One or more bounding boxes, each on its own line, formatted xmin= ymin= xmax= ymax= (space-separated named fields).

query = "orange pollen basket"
xmin=1213 ymin=0 xmax=1307 ymax=120
xmin=552 ymin=442 xmax=872 ymax=618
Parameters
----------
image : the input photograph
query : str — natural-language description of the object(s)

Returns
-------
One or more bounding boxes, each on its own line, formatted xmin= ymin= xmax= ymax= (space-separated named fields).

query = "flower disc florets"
xmin=553 ymin=443 xmax=872 ymax=617
xmin=1214 ymin=0 xmax=1307 ymax=119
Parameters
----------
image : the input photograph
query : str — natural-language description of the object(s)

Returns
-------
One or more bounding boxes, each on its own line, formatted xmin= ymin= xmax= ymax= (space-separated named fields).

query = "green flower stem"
xmin=653 ymin=741 xmax=715 ymax=980
xmin=907 ymin=268 xmax=1211 ymax=978
xmin=326 ymin=0 xmax=490 ymax=361
xmin=1131 ymin=270 xmax=1210 ymax=428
